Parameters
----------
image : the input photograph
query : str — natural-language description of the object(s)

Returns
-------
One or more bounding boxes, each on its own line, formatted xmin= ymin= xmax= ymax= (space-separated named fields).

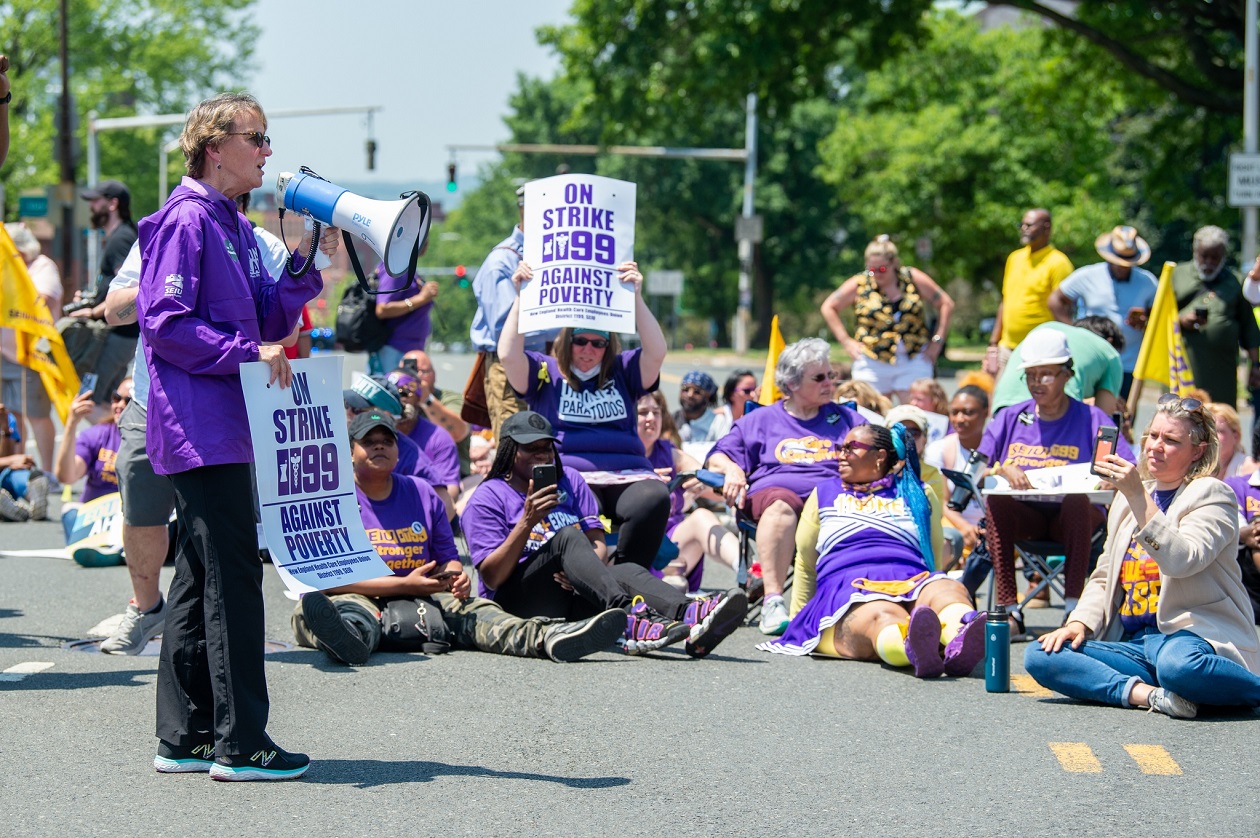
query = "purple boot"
xmin=904 ymin=606 xmax=944 ymax=678
xmin=943 ymin=610 xmax=987 ymax=677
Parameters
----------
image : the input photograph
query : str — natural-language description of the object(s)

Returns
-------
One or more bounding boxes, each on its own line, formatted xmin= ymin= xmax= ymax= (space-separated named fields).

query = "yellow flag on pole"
xmin=0 ymin=227 xmax=79 ymax=421
xmin=758 ymin=315 xmax=786 ymax=405
xmin=1131 ymin=261 xmax=1195 ymax=396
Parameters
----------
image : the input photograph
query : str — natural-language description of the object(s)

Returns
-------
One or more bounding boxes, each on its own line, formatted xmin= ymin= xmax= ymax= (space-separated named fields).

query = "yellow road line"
xmin=1012 ymin=674 xmax=1053 ymax=697
xmin=1048 ymin=742 xmax=1103 ymax=773
xmin=1124 ymin=744 xmax=1182 ymax=775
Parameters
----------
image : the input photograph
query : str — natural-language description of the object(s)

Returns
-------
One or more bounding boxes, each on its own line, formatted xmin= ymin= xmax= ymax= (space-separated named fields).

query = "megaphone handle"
xmin=346 ymin=226 xmax=420 ymax=296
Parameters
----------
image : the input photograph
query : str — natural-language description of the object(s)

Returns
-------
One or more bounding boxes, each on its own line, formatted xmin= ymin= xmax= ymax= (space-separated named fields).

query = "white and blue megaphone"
xmin=276 ymin=167 xmax=432 ymax=290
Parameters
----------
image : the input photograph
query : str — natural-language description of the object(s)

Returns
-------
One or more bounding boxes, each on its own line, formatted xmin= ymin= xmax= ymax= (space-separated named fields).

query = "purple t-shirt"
xmin=376 ymin=265 xmax=432 ymax=352
xmin=1226 ymin=475 xmax=1260 ymax=520
xmin=74 ymin=422 xmax=122 ymax=503
xmin=356 ymin=475 xmax=458 ymax=576
xmin=459 ymin=465 xmax=603 ymax=599
xmin=404 ymin=416 xmax=460 ymax=486
xmin=707 ymin=401 xmax=867 ymax=498
xmin=978 ymin=398 xmax=1133 ymax=470
xmin=520 ymin=348 xmax=657 ymax=471
xmin=395 ymin=432 xmax=440 ymax=485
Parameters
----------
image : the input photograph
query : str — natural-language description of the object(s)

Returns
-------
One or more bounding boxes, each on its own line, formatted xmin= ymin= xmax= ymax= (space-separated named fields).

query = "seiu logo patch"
xmin=164 ymin=274 xmax=184 ymax=296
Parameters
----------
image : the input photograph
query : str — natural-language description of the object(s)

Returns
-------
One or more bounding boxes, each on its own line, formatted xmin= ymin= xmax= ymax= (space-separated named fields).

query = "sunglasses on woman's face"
xmin=226 ymin=131 xmax=271 ymax=148
xmin=111 ymin=393 xmax=131 ymax=404
xmin=809 ymin=371 xmax=839 ymax=383
xmin=839 ymin=440 xmax=875 ymax=456
xmin=571 ymin=337 xmax=608 ymax=349
xmin=866 ymin=265 xmax=890 ymax=274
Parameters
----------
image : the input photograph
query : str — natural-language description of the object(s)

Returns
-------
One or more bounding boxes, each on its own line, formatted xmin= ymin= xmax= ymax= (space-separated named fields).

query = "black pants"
xmin=156 ymin=463 xmax=269 ymax=754
xmin=495 ymin=526 xmax=688 ymax=622
xmin=591 ymin=479 xmax=671 ymax=568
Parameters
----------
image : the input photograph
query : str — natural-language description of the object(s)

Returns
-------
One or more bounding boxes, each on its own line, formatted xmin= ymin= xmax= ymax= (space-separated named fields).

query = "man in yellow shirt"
xmin=984 ymin=208 xmax=1074 ymax=378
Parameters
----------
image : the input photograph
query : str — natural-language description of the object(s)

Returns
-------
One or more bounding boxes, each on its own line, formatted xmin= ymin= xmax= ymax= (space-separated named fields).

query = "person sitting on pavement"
xmin=883 ymin=404 xmax=946 ymax=566
xmin=980 ymin=328 xmax=1133 ymax=639
xmin=990 ymin=317 xmax=1125 ymax=419
xmin=400 ymin=349 xmax=472 ymax=479
xmin=715 ymin=369 xmax=759 ymax=426
xmin=759 ymin=423 xmax=988 ymax=678
xmin=293 ymin=410 xmax=626 ymax=665
xmin=673 ymin=370 xmax=731 ymax=460
xmin=706 ymin=337 xmax=867 ymax=636
xmin=0 ymin=403 xmax=50 ymax=522
xmin=637 ymin=392 xmax=739 ymax=593
xmin=498 ymin=260 xmax=673 ymax=571
xmin=1223 ymin=470 xmax=1260 ymax=626
xmin=1026 ymin=394 xmax=1260 ymax=718
xmin=1207 ymin=402 xmax=1247 ymax=479
xmin=460 ymin=411 xmax=747 ymax=658
xmin=386 ymin=367 xmax=462 ymax=501
xmin=55 ymin=378 xmax=129 ymax=550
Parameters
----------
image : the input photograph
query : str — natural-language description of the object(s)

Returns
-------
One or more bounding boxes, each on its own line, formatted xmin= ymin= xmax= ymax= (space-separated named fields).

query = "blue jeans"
xmin=1024 ymin=627 xmax=1260 ymax=708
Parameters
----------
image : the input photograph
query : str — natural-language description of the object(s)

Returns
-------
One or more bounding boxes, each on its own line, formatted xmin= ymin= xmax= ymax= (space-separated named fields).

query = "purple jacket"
xmin=137 ymin=177 xmax=322 ymax=475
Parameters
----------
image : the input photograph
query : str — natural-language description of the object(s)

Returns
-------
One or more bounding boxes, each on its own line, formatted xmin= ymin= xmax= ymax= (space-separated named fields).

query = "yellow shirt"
xmin=1000 ymin=244 xmax=1074 ymax=349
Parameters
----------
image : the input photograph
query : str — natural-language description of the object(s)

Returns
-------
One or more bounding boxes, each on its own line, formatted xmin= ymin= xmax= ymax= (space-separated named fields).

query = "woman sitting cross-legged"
xmin=758 ymin=423 xmax=988 ymax=678
xmin=460 ymin=411 xmax=748 ymax=658
xmin=292 ymin=410 xmax=627 ymax=665
xmin=1025 ymin=394 xmax=1260 ymax=718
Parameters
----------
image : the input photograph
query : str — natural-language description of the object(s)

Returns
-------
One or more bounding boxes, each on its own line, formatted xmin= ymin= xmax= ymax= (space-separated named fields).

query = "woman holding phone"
xmin=461 ymin=412 xmax=747 ymax=657
xmin=1025 ymin=394 xmax=1260 ymax=717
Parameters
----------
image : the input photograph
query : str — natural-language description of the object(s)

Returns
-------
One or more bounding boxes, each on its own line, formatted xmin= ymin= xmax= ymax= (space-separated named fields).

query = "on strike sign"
xmin=522 ymin=174 xmax=636 ymax=333
xmin=241 ymin=355 xmax=392 ymax=594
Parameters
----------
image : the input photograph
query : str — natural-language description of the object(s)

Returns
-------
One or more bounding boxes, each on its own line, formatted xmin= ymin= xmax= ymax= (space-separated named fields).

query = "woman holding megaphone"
xmin=498 ymin=259 xmax=674 ymax=573
xmin=136 ymin=93 xmax=340 ymax=782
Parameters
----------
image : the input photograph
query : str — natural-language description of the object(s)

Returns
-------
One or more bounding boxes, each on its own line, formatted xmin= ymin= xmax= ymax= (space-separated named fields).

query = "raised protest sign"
xmin=522 ymin=174 xmax=636 ymax=333
xmin=241 ymin=355 xmax=392 ymax=594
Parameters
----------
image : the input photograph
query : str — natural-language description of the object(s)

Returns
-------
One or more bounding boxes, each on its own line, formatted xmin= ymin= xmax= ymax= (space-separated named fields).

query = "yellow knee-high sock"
xmin=939 ymin=602 xmax=971 ymax=646
xmin=875 ymin=622 xmax=910 ymax=667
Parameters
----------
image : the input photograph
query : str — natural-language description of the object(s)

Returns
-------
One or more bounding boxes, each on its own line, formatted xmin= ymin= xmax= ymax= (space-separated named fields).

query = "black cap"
xmin=349 ymin=411 xmax=397 ymax=441
xmin=342 ymin=389 xmax=372 ymax=411
xmin=80 ymin=180 xmax=131 ymax=210
xmin=500 ymin=411 xmax=557 ymax=445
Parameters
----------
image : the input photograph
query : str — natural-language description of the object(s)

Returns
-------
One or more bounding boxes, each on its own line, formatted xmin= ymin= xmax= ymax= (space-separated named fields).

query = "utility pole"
xmin=1244 ymin=0 xmax=1258 ymax=269
xmin=57 ymin=0 xmax=76 ymax=296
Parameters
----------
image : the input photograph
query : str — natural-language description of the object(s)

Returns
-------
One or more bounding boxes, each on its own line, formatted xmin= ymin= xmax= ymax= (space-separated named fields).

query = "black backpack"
xmin=335 ymin=275 xmax=392 ymax=353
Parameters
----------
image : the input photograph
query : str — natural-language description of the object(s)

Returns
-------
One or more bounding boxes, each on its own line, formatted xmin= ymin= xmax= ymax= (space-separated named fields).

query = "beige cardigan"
xmin=1070 ymin=476 xmax=1260 ymax=672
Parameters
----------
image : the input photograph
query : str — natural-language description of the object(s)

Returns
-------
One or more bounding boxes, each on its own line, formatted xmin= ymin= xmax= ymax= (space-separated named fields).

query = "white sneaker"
xmin=758 ymin=597 xmax=790 ymax=636
xmin=1147 ymin=687 xmax=1198 ymax=719
xmin=0 ymin=489 xmax=29 ymax=522
xmin=100 ymin=598 xmax=166 ymax=655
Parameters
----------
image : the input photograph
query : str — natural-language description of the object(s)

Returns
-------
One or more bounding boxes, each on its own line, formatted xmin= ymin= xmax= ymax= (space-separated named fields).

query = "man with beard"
xmin=1172 ymin=225 xmax=1260 ymax=407
xmin=70 ymin=180 xmax=139 ymax=414
xmin=673 ymin=370 xmax=729 ymax=459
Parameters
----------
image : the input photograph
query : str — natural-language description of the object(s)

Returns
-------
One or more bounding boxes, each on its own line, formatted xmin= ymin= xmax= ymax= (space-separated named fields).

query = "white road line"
xmin=0 ymin=661 xmax=55 ymax=681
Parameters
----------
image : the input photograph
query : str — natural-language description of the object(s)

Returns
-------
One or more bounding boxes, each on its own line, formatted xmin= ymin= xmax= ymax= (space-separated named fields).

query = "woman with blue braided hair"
xmin=758 ymin=423 xmax=988 ymax=678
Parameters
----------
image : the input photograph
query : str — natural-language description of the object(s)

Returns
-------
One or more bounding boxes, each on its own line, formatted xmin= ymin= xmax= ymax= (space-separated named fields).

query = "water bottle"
xmin=985 ymin=605 xmax=1010 ymax=693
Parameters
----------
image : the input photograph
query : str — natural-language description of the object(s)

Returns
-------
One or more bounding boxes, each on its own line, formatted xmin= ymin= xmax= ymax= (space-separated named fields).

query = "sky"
xmin=248 ymin=0 xmax=574 ymax=196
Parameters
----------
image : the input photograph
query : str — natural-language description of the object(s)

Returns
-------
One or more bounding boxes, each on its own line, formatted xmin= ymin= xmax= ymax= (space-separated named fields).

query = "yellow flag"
xmin=0 ymin=227 xmax=79 ymax=421
xmin=1131 ymin=261 xmax=1195 ymax=396
xmin=758 ymin=315 xmax=786 ymax=405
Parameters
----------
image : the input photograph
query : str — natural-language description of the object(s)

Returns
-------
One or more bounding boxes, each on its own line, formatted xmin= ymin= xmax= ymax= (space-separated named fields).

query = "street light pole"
xmin=1245 ymin=0 xmax=1258 ymax=269
xmin=57 ymin=0 xmax=77 ymax=296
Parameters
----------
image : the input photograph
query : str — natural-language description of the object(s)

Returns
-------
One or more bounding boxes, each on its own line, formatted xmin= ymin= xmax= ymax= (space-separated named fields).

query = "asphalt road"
xmin=2 ymin=350 xmax=1258 ymax=836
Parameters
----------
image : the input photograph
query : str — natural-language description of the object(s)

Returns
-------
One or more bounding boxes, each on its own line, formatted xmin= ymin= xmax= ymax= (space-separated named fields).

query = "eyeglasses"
xmin=111 ymin=393 xmax=131 ymax=404
xmin=809 ymin=372 xmax=840 ymax=383
xmin=571 ymin=337 xmax=609 ymax=349
xmin=1023 ymin=369 xmax=1065 ymax=384
xmin=839 ymin=440 xmax=875 ymax=456
xmin=865 ymin=265 xmax=890 ymax=274
xmin=226 ymin=131 xmax=271 ymax=148
xmin=1157 ymin=393 xmax=1204 ymax=412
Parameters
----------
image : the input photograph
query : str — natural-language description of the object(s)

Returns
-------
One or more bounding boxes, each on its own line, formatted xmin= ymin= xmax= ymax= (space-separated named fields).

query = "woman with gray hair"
xmin=137 ymin=92 xmax=340 ymax=782
xmin=707 ymin=337 xmax=867 ymax=635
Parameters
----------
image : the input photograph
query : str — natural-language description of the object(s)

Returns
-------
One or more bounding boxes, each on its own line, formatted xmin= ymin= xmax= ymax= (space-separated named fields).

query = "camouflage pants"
xmin=291 ymin=591 xmax=552 ymax=658
xmin=485 ymin=355 xmax=527 ymax=440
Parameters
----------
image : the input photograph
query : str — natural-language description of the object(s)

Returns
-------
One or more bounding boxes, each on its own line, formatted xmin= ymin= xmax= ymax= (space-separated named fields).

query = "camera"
xmin=61 ymin=298 xmax=97 ymax=316
xmin=947 ymin=450 xmax=990 ymax=512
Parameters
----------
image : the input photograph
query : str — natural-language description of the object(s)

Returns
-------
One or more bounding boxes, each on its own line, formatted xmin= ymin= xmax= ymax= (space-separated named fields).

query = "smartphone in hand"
xmin=531 ymin=463 xmax=558 ymax=493
xmin=1090 ymin=426 xmax=1119 ymax=478
xmin=78 ymin=373 xmax=98 ymax=398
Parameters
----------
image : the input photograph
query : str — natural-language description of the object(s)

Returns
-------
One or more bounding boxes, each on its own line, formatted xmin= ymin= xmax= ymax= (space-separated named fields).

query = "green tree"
xmin=1 ymin=0 xmax=258 ymax=219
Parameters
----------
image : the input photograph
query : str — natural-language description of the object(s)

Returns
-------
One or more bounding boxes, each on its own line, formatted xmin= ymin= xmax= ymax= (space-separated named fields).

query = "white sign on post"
xmin=522 ymin=174 xmax=636 ymax=333
xmin=1229 ymin=153 xmax=1260 ymax=207
xmin=241 ymin=355 xmax=393 ymax=594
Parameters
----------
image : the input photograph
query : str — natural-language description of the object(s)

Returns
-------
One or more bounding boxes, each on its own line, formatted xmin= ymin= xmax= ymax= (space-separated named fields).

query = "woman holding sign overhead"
xmin=498 ymin=258 xmax=673 ymax=570
xmin=137 ymin=93 xmax=338 ymax=782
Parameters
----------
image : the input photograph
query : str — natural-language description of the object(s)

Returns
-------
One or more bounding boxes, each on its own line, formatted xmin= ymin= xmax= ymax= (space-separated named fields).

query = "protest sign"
xmin=522 ymin=174 xmax=636 ymax=333
xmin=241 ymin=355 xmax=392 ymax=594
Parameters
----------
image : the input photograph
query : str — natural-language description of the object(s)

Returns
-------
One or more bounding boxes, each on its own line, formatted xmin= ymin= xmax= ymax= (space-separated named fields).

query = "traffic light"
xmin=366 ymin=139 xmax=377 ymax=171
xmin=455 ymin=264 xmax=469 ymax=288
xmin=446 ymin=162 xmax=457 ymax=193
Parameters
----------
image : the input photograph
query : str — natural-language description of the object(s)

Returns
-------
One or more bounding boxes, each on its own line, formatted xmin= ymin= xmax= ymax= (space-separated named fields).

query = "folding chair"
xmin=984 ymin=526 xmax=1106 ymax=613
